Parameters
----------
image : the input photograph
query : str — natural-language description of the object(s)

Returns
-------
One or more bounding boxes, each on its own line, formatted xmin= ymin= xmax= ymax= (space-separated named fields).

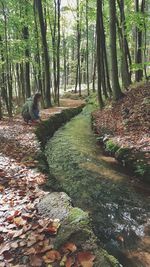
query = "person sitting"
xmin=22 ymin=92 xmax=42 ymax=124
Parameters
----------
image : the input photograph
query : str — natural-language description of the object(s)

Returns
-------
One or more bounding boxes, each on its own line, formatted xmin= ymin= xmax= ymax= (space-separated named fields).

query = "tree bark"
xmin=96 ymin=0 xmax=104 ymax=108
xmin=35 ymin=0 xmax=51 ymax=107
xmin=109 ymin=0 xmax=123 ymax=100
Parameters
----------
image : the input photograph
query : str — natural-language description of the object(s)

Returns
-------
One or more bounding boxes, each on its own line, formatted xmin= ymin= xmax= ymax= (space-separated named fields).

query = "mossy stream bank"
xmin=37 ymin=105 xmax=150 ymax=267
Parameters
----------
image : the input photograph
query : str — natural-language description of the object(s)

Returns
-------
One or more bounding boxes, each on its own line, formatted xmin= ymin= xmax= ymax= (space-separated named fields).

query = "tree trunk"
xmin=49 ymin=0 xmax=57 ymax=103
xmin=96 ymin=0 xmax=104 ymax=108
xmin=35 ymin=0 xmax=51 ymax=107
xmin=75 ymin=0 xmax=81 ymax=96
xmin=135 ymin=0 xmax=144 ymax=82
xmin=117 ymin=0 xmax=131 ymax=88
xmin=63 ymin=33 xmax=67 ymax=91
xmin=23 ymin=25 xmax=31 ymax=98
xmin=56 ymin=0 xmax=61 ymax=106
xmin=109 ymin=0 xmax=123 ymax=100
xmin=86 ymin=0 xmax=89 ymax=95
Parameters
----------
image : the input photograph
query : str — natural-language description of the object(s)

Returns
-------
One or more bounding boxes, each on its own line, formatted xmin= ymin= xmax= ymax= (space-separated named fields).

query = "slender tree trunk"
xmin=0 ymin=34 xmax=9 ymax=115
xmin=117 ymin=0 xmax=131 ymax=88
xmin=135 ymin=0 xmax=144 ymax=82
xmin=109 ymin=0 xmax=123 ymax=100
xmin=23 ymin=25 xmax=31 ymax=98
xmin=35 ymin=0 xmax=51 ymax=107
xmin=63 ymin=33 xmax=67 ymax=91
xmin=57 ymin=0 xmax=61 ymax=106
xmin=2 ymin=3 xmax=12 ymax=116
xmin=96 ymin=0 xmax=104 ymax=108
xmin=34 ymin=3 xmax=44 ymax=104
xmin=49 ymin=0 xmax=57 ymax=103
xmin=75 ymin=0 xmax=81 ymax=96
xmin=0 ymin=95 xmax=2 ymax=120
xmin=86 ymin=0 xmax=89 ymax=95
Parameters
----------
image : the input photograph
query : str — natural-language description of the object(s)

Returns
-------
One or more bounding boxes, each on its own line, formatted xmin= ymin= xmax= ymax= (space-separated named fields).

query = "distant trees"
xmin=0 ymin=0 xmax=149 ymax=118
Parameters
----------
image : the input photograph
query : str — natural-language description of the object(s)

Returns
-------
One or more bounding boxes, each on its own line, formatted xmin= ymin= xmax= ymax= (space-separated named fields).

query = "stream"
xmin=45 ymin=106 xmax=150 ymax=267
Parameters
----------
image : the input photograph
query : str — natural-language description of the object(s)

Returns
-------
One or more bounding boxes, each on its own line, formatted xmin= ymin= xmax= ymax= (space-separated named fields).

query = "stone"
xmin=37 ymin=192 xmax=72 ymax=221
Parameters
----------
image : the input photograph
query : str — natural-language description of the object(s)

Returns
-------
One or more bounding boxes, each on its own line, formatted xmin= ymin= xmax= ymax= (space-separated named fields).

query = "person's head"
xmin=33 ymin=92 xmax=42 ymax=106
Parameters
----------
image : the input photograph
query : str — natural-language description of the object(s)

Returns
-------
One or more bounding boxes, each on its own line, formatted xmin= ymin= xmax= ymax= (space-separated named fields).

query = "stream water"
xmin=45 ymin=107 xmax=150 ymax=267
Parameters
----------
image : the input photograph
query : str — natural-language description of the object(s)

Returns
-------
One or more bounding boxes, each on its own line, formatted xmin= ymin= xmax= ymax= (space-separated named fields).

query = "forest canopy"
xmin=0 ymin=0 xmax=149 ymax=118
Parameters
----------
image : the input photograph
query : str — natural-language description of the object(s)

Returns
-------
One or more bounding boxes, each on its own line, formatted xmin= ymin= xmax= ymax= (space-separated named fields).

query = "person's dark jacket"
xmin=22 ymin=97 xmax=40 ymax=121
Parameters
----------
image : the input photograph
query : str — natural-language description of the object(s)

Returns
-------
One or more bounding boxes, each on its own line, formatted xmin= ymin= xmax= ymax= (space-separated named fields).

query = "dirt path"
xmin=0 ymin=99 xmax=90 ymax=267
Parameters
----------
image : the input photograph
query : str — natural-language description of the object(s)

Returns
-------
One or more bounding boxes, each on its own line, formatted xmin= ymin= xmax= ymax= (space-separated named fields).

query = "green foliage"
xmin=105 ymin=140 xmax=120 ymax=154
xmin=134 ymin=160 xmax=150 ymax=179
xmin=115 ymin=147 xmax=131 ymax=161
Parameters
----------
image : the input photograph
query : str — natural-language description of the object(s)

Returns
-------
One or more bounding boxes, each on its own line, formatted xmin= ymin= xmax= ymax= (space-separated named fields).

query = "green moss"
xmin=35 ymin=105 xmax=84 ymax=148
xmin=134 ymin=160 xmax=150 ymax=180
xmin=67 ymin=207 xmax=89 ymax=224
xmin=105 ymin=140 xmax=120 ymax=154
xmin=54 ymin=207 xmax=92 ymax=249
xmin=102 ymin=250 xmax=120 ymax=267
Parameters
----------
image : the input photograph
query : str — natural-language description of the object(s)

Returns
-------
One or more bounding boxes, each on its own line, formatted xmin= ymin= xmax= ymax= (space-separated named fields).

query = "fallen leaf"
xmin=60 ymin=255 xmax=67 ymax=266
xmin=13 ymin=229 xmax=24 ymax=238
xmin=13 ymin=217 xmax=26 ymax=227
xmin=62 ymin=242 xmax=77 ymax=253
xmin=0 ymin=184 xmax=5 ymax=192
xmin=19 ymin=240 xmax=27 ymax=247
xmin=6 ymin=215 xmax=14 ymax=222
xmin=3 ymin=250 xmax=13 ymax=262
xmin=0 ymin=243 xmax=10 ymax=254
xmin=43 ymin=250 xmax=61 ymax=263
xmin=0 ymin=235 xmax=4 ymax=244
xmin=30 ymin=255 xmax=43 ymax=267
xmin=14 ymin=210 xmax=21 ymax=217
xmin=77 ymin=252 xmax=95 ymax=267
xmin=10 ymin=241 xmax=18 ymax=249
xmin=66 ymin=256 xmax=75 ymax=267
xmin=24 ymin=247 xmax=36 ymax=255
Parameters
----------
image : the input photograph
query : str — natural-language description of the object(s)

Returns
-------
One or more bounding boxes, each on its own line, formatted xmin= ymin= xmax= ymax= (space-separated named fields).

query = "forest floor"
xmin=0 ymin=99 xmax=96 ymax=267
xmin=92 ymin=83 xmax=150 ymax=176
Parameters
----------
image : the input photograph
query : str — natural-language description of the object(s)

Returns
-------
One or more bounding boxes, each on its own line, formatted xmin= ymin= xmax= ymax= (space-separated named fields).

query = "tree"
xmin=86 ymin=0 xmax=89 ymax=95
xmin=135 ymin=0 xmax=145 ymax=82
xmin=34 ymin=0 xmax=52 ymax=107
xmin=109 ymin=0 xmax=123 ymax=100
xmin=117 ymin=0 xmax=132 ymax=88
xmin=96 ymin=0 xmax=104 ymax=108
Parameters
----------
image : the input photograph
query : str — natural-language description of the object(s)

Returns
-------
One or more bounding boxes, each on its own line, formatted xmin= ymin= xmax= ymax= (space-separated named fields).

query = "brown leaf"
xmin=77 ymin=252 xmax=95 ymax=267
xmin=62 ymin=242 xmax=77 ymax=253
xmin=30 ymin=255 xmax=43 ymax=267
xmin=6 ymin=215 xmax=14 ymax=222
xmin=0 ymin=235 xmax=4 ymax=244
xmin=0 ymin=243 xmax=10 ymax=254
xmin=19 ymin=240 xmax=27 ymax=247
xmin=24 ymin=247 xmax=36 ymax=255
xmin=13 ymin=229 xmax=24 ymax=238
xmin=14 ymin=210 xmax=21 ymax=217
xmin=13 ymin=217 xmax=26 ymax=227
xmin=10 ymin=241 xmax=18 ymax=249
xmin=0 ymin=171 xmax=6 ymax=178
xmin=44 ymin=226 xmax=57 ymax=235
xmin=0 ymin=184 xmax=5 ymax=192
xmin=22 ymin=213 xmax=34 ymax=220
xmin=43 ymin=250 xmax=61 ymax=263
xmin=66 ymin=256 xmax=75 ymax=267
xmin=3 ymin=250 xmax=13 ymax=262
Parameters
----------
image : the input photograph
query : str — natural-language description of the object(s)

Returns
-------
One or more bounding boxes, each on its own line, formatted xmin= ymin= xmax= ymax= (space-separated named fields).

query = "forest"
xmin=0 ymin=0 xmax=149 ymax=116
xmin=0 ymin=1 xmax=150 ymax=267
